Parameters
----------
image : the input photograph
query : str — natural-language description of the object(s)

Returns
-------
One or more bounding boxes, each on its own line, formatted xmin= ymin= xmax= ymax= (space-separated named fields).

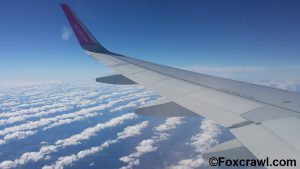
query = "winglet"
xmin=60 ymin=4 xmax=116 ymax=55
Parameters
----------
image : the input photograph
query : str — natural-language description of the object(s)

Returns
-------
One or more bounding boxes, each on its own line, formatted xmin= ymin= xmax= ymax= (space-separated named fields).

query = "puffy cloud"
xmin=135 ymin=139 xmax=157 ymax=153
xmin=154 ymin=117 xmax=184 ymax=133
xmin=55 ymin=113 xmax=137 ymax=146
xmin=110 ymin=97 xmax=153 ymax=112
xmin=0 ymin=103 xmax=71 ymax=119
xmin=119 ymin=117 xmax=184 ymax=169
xmin=43 ymin=91 xmax=154 ymax=131
xmin=0 ymin=106 xmax=74 ymax=126
xmin=0 ymin=113 xmax=137 ymax=169
xmin=42 ymin=121 xmax=149 ymax=169
xmin=0 ymin=105 xmax=105 ymax=145
xmin=169 ymin=158 xmax=205 ymax=169
xmin=3 ymin=130 xmax=37 ymax=141
xmin=0 ymin=81 xmax=160 ymax=169
xmin=167 ymin=119 xmax=221 ymax=169
xmin=0 ymin=161 xmax=16 ymax=169
xmin=117 ymin=121 xmax=149 ymax=140
xmin=17 ymin=146 xmax=58 ymax=165
xmin=0 ymin=88 xmax=155 ymax=145
xmin=42 ymin=140 xmax=117 ymax=169
xmin=0 ymin=82 xmax=119 ymax=126
xmin=190 ymin=119 xmax=221 ymax=153
xmin=119 ymin=139 xmax=158 ymax=169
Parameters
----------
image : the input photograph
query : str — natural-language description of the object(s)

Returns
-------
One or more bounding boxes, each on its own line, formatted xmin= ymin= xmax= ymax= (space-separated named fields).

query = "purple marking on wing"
xmin=61 ymin=4 xmax=96 ymax=46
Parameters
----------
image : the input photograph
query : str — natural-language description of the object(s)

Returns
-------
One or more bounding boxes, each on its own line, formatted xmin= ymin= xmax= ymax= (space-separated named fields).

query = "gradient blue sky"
xmin=1 ymin=0 xmax=300 ymax=81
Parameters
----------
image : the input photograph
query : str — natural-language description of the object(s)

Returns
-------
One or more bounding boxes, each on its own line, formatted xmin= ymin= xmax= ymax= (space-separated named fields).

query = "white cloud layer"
xmin=0 ymin=87 xmax=155 ymax=145
xmin=0 ymin=82 xmax=112 ymax=122
xmin=0 ymin=81 xmax=159 ymax=169
xmin=42 ymin=121 xmax=149 ymax=169
xmin=55 ymin=113 xmax=137 ymax=146
xmin=117 ymin=121 xmax=149 ymax=140
xmin=0 ymin=113 xmax=137 ymax=169
xmin=119 ymin=117 xmax=184 ymax=169
xmin=167 ymin=119 xmax=221 ymax=169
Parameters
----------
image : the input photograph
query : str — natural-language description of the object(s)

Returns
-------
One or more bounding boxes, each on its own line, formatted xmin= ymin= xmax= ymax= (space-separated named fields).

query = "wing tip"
xmin=60 ymin=4 xmax=69 ymax=10
xmin=60 ymin=4 xmax=122 ymax=56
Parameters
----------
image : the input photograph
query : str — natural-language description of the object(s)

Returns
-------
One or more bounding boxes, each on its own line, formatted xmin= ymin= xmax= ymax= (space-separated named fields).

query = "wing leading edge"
xmin=61 ymin=4 xmax=300 ymax=168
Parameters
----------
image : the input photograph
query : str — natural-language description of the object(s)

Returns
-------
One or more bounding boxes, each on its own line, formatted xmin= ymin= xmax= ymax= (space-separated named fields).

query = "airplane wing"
xmin=61 ymin=4 xmax=300 ymax=168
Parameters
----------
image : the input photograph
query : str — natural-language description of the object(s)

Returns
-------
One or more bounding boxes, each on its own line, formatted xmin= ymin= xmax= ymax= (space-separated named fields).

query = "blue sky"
xmin=1 ymin=0 xmax=300 ymax=81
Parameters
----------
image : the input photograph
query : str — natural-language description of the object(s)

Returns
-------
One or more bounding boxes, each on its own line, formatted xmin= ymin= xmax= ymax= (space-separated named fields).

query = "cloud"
xmin=119 ymin=139 xmax=157 ymax=169
xmin=42 ymin=140 xmax=117 ymax=169
xmin=153 ymin=117 xmax=185 ymax=141
xmin=42 ymin=121 xmax=149 ymax=169
xmin=3 ymin=130 xmax=37 ymax=141
xmin=0 ymin=106 xmax=74 ymax=126
xmin=0 ymin=86 xmax=155 ymax=145
xmin=0 ymin=82 xmax=116 ymax=125
xmin=0 ymin=81 xmax=158 ymax=168
xmin=43 ymin=91 xmax=154 ymax=131
xmin=0 ymin=104 xmax=105 ymax=145
xmin=254 ymin=79 xmax=300 ymax=91
xmin=110 ymin=97 xmax=153 ymax=112
xmin=117 ymin=121 xmax=149 ymax=140
xmin=154 ymin=117 xmax=184 ymax=133
xmin=134 ymin=139 xmax=157 ymax=153
xmin=0 ymin=113 xmax=137 ymax=169
xmin=119 ymin=117 xmax=184 ymax=169
xmin=61 ymin=26 xmax=73 ymax=41
xmin=167 ymin=119 xmax=221 ymax=169
xmin=55 ymin=113 xmax=137 ymax=146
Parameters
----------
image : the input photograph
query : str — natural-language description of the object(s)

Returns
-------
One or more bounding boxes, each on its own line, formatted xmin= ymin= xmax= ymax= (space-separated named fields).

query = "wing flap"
xmin=231 ymin=122 xmax=300 ymax=164
xmin=135 ymin=98 xmax=198 ymax=117
xmin=173 ymin=94 xmax=248 ymax=127
xmin=241 ymin=105 xmax=300 ymax=123
xmin=203 ymin=139 xmax=256 ymax=159
xmin=263 ymin=117 xmax=300 ymax=151
xmin=96 ymin=74 xmax=137 ymax=85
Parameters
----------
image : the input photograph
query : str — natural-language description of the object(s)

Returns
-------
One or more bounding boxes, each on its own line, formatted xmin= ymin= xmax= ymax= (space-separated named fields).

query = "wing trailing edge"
xmin=135 ymin=98 xmax=198 ymax=117
xmin=202 ymin=139 xmax=256 ymax=159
